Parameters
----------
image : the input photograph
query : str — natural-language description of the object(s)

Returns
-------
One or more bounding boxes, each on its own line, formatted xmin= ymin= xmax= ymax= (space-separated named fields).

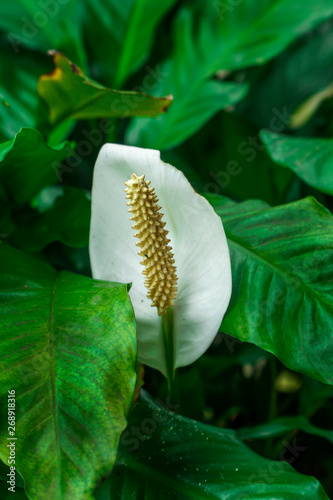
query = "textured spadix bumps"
xmin=89 ymin=144 xmax=232 ymax=375
xmin=125 ymin=174 xmax=177 ymax=315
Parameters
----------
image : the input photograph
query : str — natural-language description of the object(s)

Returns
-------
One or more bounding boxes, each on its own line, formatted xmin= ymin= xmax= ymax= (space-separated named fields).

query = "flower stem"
xmin=162 ymin=306 xmax=179 ymax=407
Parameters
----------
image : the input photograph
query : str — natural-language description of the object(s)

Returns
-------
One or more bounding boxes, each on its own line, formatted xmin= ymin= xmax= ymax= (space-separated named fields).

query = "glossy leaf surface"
xmin=100 ymin=391 xmax=328 ymax=499
xmin=38 ymin=52 xmax=173 ymax=125
xmin=127 ymin=0 xmax=333 ymax=150
xmin=0 ymin=244 xmax=137 ymax=499
xmin=208 ymin=195 xmax=333 ymax=385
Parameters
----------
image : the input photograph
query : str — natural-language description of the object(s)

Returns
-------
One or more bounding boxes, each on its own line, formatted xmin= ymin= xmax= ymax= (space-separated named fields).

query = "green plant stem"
xmin=162 ymin=306 xmax=179 ymax=407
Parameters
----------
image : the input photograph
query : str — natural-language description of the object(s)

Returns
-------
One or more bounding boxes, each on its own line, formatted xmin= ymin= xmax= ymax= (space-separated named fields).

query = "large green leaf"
xmin=207 ymin=195 xmax=333 ymax=385
xmin=0 ymin=244 xmax=137 ymax=500
xmin=201 ymin=0 xmax=333 ymax=73
xmin=0 ymin=128 xmax=74 ymax=204
xmin=261 ymin=130 xmax=333 ymax=195
xmin=38 ymin=51 xmax=173 ymax=125
xmin=9 ymin=187 xmax=91 ymax=251
xmin=127 ymin=0 xmax=333 ymax=150
xmin=83 ymin=0 xmax=177 ymax=88
xmin=0 ymin=0 xmax=86 ymax=67
xmin=126 ymin=7 xmax=247 ymax=151
xmin=97 ymin=391 xmax=328 ymax=499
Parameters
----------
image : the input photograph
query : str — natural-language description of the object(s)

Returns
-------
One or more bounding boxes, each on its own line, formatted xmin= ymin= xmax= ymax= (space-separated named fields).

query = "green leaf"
xmin=128 ymin=78 xmax=247 ymax=151
xmin=261 ymin=130 xmax=333 ymax=195
xmin=99 ymin=391 xmax=328 ymax=499
xmin=238 ymin=416 xmax=333 ymax=445
xmin=0 ymin=50 xmax=49 ymax=141
xmin=9 ymin=187 xmax=91 ymax=252
xmin=83 ymin=0 xmax=177 ymax=88
xmin=0 ymin=0 xmax=86 ymax=67
xmin=127 ymin=0 xmax=333 ymax=150
xmin=126 ymin=8 xmax=248 ymax=150
xmin=0 ymin=244 xmax=137 ymax=500
xmin=38 ymin=51 xmax=173 ymax=125
xmin=207 ymin=195 xmax=333 ymax=385
xmin=206 ymin=0 xmax=333 ymax=72
xmin=0 ymin=128 xmax=74 ymax=204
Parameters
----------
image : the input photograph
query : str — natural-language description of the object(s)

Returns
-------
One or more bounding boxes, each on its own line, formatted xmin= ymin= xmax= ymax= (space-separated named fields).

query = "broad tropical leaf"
xmin=0 ymin=244 xmax=137 ymax=500
xmin=205 ymin=0 xmax=333 ymax=72
xmin=127 ymin=0 xmax=333 ymax=150
xmin=38 ymin=51 xmax=173 ymax=125
xmin=126 ymin=7 xmax=247 ymax=150
xmin=207 ymin=195 xmax=333 ymax=385
xmin=99 ymin=391 xmax=328 ymax=499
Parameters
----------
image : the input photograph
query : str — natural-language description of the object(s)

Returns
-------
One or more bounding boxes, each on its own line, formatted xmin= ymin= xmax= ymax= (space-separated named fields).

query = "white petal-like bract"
xmin=89 ymin=144 xmax=232 ymax=375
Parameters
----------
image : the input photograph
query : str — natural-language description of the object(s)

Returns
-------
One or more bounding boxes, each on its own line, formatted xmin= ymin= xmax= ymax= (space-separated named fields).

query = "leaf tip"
xmin=162 ymin=94 xmax=173 ymax=112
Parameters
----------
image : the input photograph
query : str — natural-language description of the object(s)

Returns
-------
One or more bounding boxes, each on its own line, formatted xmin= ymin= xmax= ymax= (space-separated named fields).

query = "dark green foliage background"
xmin=0 ymin=0 xmax=332 ymax=498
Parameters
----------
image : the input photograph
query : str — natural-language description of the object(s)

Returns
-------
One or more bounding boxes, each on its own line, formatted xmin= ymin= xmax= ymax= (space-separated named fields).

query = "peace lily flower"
xmin=89 ymin=144 xmax=232 ymax=378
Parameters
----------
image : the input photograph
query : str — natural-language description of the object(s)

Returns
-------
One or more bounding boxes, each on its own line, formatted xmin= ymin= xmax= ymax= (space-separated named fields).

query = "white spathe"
xmin=89 ymin=144 xmax=232 ymax=375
